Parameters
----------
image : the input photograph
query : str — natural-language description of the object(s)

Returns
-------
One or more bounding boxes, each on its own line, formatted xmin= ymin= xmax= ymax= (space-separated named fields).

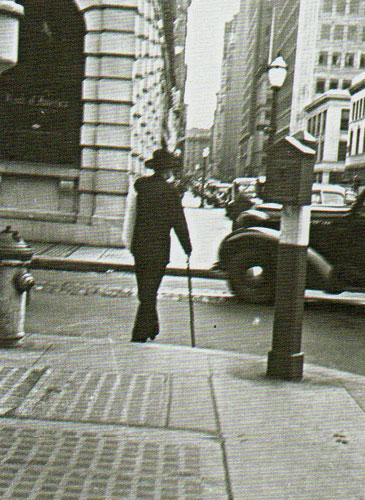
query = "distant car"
xmin=204 ymin=181 xmax=232 ymax=207
xmin=217 ymin=188 xmax=365 ymax=304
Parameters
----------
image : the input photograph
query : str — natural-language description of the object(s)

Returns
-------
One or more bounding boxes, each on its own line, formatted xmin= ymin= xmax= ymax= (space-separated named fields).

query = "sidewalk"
xmin=29 ymin=240 xmax=226 ymax=280
xmin=0 ymin=332 xmax=364 ymax=499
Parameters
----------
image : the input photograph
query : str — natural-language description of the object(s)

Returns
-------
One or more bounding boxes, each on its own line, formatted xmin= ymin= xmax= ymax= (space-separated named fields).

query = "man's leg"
xmin=131 ymin=260 xmax=166 ymax=342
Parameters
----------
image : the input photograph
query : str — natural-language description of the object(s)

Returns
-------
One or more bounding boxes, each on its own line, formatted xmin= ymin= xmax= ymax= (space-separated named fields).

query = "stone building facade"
xmin=345 ymin=71 xmax=365 ymax=183
xmin=304 ymin=90 xmax=351 ymax=183
xmin=0 ymin=0 xmax=190 ymax=246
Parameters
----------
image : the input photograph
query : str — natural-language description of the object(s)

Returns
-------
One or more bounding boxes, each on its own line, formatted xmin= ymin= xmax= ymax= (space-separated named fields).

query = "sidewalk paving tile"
xmin=0 ymin=418 xmax=228 ymax=500
xmin=16 ymin=369 xmax=169 ymax=428
xmin=168 ymin=376 xmax=217 ymax=432
xmin=63 ymin=246 xmax=110 ymax=261
xmin=212 ymin=374 xmax=365 ymax=500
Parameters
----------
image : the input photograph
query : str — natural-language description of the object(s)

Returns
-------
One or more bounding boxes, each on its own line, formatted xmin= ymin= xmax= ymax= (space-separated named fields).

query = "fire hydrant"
xmin=0 ymin=226 xmax=34 ymax=346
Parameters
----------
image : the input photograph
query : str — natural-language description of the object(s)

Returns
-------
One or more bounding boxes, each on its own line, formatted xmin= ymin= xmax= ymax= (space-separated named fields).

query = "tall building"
xmin=237 ymin=0 xmax=273 ymax=177
xmin=211 ymin=15 xmax=244 ymax=182
xmin=228 ymin=0 xmax=365 ymax=181
xmin=0 ymin=0 xmax=190 ymax=246
xmin=183 ymin=128 xmax=211 ymax=177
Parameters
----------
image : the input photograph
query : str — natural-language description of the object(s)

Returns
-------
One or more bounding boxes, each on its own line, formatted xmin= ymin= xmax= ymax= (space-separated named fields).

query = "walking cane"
xmin=186 ymin=256 xmax=195 ymax=347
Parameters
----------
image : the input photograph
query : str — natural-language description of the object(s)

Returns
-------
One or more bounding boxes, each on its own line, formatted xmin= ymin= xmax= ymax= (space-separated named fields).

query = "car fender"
xmin=232 ymin=208 xmax=270 ymax=230
xmin=238 ymin=208 xmax=271 ymax=220
xmin=219 ymin=226 xmax=280 ymax=253
xmin=219 ymin=226 xmax=334 ymax=290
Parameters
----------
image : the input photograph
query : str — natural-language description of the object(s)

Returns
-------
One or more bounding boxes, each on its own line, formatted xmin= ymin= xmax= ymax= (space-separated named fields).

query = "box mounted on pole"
xmin=264 ymin=134 xmax=316 ymax=206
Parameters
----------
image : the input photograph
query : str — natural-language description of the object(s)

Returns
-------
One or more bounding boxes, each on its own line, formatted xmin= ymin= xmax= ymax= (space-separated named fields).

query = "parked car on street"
xmin=216 ymin=188 xmax=365 ymax=304
xmin=310 ymin=183 xmax=355 ymax=206
xmin=230 ymin=183 xmax=354 ymax=231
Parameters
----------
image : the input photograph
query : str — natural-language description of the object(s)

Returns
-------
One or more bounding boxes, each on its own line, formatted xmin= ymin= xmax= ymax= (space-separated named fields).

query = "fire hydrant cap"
xmin=0 ymin=226 xmax=33 ymax=261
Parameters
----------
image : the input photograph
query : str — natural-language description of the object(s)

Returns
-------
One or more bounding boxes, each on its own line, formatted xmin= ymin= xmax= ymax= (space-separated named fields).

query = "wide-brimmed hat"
xmin=145 ymin=148 xmax=182 ymax=171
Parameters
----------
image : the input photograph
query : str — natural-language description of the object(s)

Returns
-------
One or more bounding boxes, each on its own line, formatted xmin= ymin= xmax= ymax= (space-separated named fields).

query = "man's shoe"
xmin=131 ymin=337 xmax=147 ymax=343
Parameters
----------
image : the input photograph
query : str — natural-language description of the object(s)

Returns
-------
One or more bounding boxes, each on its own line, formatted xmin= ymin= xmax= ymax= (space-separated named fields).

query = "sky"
xmin=184 ymin=0 xmax=241 ymax=130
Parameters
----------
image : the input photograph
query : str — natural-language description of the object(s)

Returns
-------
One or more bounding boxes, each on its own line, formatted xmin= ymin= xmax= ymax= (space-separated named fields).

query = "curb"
xmin=30 ymin=256 xmax=227 ymax=280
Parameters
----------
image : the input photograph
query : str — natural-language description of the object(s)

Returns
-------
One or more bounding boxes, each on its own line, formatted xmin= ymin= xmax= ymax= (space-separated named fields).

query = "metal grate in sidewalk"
xmin=16 ymin=370 xmax=169 ymax=427
xmin=29 ymin=242 xmax=55 ymax=255
xmin=99 ymin=248 xmax=131 ymax=259
xmin=0 ymin=367 xmax=46 ymax=416
xmin=0 ymin=420 xmax=227 ymax=500
xmin=31 ymin=243 xmax=81 ymax=258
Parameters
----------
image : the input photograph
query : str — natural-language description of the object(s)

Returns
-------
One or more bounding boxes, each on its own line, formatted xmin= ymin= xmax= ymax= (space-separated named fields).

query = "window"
xmin=0 ymin=0 xmax=85 ymax=164
xmin=349 ymin=0 xmax=360 ymax=13
xmin=347 ymin=25 xmax=357 ymax=41
xmin=356 ymin=128 xmax=361 ymax=154
xmin=340 ymin=109 xmax=350 ymax=131
xmin=337 ymin=141 xmax=347 ymax=161
xmin=360 ymin=54 xmax=365 ymax=68
xmin=342 ymin=80 xmax=351 ymax=89
xmin=334 ymin=25 xmax=344 ymax=40
xmin=321 ymin=24 xmax=331 ymax=39
xmin=363 ymin=27 xmax=365 ymax=41
xmin=313 ymin=115 xmax=318 ymax=136
xmin=349 ymin=130 xmax=353 ymax=153
xmin=336 ymin=0 xmax=346 ymax=13
xmin=355 ymin=101 xmax=359 ymax=120
xmin=323 ymin=0 xmax=333 ymax=11
xmin=316 ymin=79 xmax=326 ymax=93
xmin=317 ymin=140 xmax=324 ymax=162
xmin=318 ymin=52 xmax=328 ymax=65
xmin=345 ymin=53 xmax=354 ymax=67
xmin=329 ymin=79 xmax=338 ymax=89
xmin=332 ymin=53 xmax=341 ymax=67
xmin=321 ymin=110 xmax=327 ymax=134
xmin=316 ymin=114 xmax=322 ymax=136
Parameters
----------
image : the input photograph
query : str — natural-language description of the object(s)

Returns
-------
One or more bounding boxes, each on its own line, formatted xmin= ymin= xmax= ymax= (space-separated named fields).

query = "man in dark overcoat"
xmin=130 ymin=148 xmax=192 ymax=342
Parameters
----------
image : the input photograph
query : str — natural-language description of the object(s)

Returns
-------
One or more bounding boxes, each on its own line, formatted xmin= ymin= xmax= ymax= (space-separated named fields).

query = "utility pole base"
xmin=266 ymin=351 xmax=304 ymax=380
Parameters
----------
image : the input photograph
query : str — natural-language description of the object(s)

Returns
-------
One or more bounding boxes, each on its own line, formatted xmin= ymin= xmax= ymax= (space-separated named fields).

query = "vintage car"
xmin=216 ymin=188 xmax=365 ymax=304
xmin=227 ymin=183 xmax=354 ymax=231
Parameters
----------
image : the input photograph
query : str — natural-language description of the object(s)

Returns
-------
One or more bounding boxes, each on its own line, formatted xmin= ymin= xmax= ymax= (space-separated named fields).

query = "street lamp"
xmin=266 ymin=55 xmax=288 ymax=146
xmin=199 ymin=146 xmax=210 ymax=208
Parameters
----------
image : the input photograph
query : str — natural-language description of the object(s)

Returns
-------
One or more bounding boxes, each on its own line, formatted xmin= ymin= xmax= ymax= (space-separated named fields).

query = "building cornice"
xmin=304 ymin=90 xmax=350 ymax=113
xmin=349 ymin=78 xmax=365 ymax=96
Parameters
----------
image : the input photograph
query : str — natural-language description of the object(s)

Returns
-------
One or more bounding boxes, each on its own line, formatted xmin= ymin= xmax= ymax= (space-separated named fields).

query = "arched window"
xmin=0 ymin=0 xmax=85 ymax=165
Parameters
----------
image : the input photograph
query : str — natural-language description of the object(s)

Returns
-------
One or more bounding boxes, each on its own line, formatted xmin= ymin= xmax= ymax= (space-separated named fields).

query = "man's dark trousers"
xmin=131 ymin=257 xmax=166 ymax=341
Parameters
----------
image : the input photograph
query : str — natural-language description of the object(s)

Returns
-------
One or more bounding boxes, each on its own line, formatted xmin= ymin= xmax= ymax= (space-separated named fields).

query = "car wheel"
xmin=227 ymin=249 xmax=276 ymax=304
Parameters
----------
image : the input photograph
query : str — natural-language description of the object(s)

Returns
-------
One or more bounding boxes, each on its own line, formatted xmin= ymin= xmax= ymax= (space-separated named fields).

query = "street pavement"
xmin=26 ymin=270 xmax=365 ymax=376
xmin=0 ymin=196 xmax=363 ymax=499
